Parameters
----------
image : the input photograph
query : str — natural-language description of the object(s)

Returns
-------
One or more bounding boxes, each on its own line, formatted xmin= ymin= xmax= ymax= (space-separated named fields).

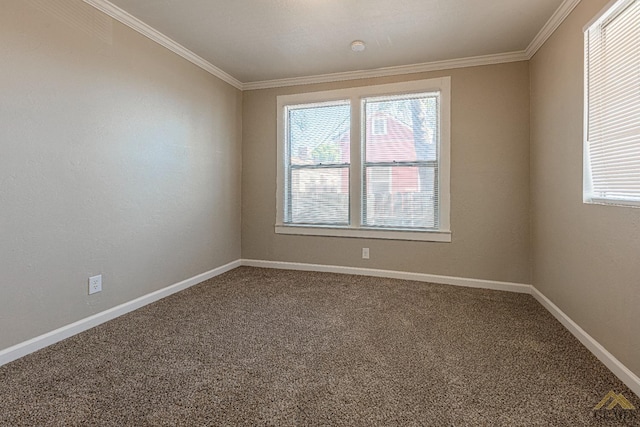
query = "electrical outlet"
xmin=362 ymin=248 xmax=370 ymax=259
xmin=89 ymin=274 xmax=102 ymax=295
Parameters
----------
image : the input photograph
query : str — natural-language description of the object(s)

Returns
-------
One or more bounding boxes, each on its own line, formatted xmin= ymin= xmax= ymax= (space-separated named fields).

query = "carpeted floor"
xmin=0 ymin=267 xmax=638 ymax=426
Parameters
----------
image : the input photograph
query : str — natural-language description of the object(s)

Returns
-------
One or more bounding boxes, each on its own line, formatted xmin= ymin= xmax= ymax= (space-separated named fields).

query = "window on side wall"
xmin=276 ymin=77 xmax=451 ymax=242
xmin=584 ymin=0 xmax=640 ymax=207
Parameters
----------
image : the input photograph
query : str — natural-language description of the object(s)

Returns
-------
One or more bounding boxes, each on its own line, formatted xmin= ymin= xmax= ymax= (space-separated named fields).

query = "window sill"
xmin=274 ymin=225 xmax=452 ymax=242
xmin=584 ymin=197 xmax=640 ymax=208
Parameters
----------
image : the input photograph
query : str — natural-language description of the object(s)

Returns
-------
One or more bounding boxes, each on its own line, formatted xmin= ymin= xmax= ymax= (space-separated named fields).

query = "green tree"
xmin=311 ymin=143 xmax=340 ymax=163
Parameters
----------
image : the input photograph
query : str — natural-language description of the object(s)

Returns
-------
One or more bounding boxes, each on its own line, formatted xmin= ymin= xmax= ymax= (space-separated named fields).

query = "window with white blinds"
xmin=276 ymin=77 xmax=451 ymax=242
xmin=584 ymin=0 xmax=640 ymax=206
xmin=363 ymin=93 xmax=440 ymax=229
xmin=284 ymin=101 xmax=350 ymax=225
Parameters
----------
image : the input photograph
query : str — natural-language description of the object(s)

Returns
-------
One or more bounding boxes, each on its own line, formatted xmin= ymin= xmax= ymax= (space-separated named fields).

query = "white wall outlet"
xmin=89 ymin=274 xmax=102 ymax=295
xmin=362 ymin=248 xmax=370 ymax=259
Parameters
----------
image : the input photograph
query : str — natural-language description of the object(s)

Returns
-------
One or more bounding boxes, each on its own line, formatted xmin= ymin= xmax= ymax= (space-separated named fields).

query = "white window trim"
xmin=274 ymin=225 xmax=452 ymax=242
xmin=276 ymin=77 xmax=451 ymax=242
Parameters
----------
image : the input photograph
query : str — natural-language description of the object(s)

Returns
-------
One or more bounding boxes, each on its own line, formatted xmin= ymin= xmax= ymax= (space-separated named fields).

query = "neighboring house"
xmin=331 ymin=111 xmax=438 ymax=192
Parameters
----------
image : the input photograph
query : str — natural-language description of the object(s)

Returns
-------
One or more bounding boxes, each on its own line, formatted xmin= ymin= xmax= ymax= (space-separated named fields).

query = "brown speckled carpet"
xmin=1 ymin=267 xmax=638 ymax=426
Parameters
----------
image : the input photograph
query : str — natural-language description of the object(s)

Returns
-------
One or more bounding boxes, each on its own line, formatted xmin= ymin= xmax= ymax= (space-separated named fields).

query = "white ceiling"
xmin=107 ymin=0 xmax=566 ymax=84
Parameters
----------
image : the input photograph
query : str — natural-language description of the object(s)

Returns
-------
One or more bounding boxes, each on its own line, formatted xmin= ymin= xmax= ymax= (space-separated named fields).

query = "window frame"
xmin=276 ymin=77 xmax=451 ymax=242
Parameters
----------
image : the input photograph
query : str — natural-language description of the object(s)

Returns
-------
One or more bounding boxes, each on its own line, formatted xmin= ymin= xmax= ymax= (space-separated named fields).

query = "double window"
xmin=276 ymin=77 xmax=451 ymax=242
xmin=584 ymin=0 xmax=640 ymax=206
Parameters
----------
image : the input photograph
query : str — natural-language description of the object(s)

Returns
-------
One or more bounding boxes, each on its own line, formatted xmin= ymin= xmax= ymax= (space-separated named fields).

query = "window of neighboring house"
xmin=276 ymin=77 xmax=451 ymax=242
xmin=372 ymin=117 xmax=388 ymax=135
xmin=584 ymin=0 xmax=640 ymax=207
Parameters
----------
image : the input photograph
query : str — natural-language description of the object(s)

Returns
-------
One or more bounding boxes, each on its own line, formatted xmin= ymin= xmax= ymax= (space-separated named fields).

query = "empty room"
xmin=1 ymin=0 xmax=639 ymax=425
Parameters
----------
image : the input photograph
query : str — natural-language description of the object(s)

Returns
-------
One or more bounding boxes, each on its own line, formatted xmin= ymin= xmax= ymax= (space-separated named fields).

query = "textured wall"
xmin=530 ymin=0 xmax=640 ymax=378
xmin=242 ymin=63 xmax=531 ymax=284
xmin=0 ymin=0 xmax=242 ymax=350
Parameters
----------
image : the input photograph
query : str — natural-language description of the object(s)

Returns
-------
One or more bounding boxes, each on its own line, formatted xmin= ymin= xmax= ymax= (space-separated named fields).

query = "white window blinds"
xmin=363 ymin=93 xmax=440 ymax=229
xmin=585 ymin=0 xmax=640 ymax=204
xmin=284 ymin=101 xmax=350 ymax=225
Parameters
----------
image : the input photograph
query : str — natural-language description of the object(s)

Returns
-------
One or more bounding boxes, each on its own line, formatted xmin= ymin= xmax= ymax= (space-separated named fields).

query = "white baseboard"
xmin=531 ymin=287 xmax=640 ymax=398
xmin=2 ymin=257 xmax=638 ymax=399
xmin=0 ymin=259 xmax=241 ymax=367
xmin=241 ymin=259 xmax=532 ymax=294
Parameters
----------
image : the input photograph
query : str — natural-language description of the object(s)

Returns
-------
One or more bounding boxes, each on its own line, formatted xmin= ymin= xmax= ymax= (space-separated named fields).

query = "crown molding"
xmin=242 ymin=51 xmax=528 ymax=91
xmin=82 ymin=0 xmax=243 ymax=90
xmin=83 ymin=0 xmax=579 ymax=91
xmin=526 ymin=0 xmax=582 ymax=59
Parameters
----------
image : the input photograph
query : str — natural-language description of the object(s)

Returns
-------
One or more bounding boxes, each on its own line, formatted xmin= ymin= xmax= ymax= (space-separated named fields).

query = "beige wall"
xmin=242 ymin=63 xmax=531 ymax=284
xmin=0 ymin=0 xmax=242 ymax=350
xmin=530 ymin=0 xmax=640 ymax=377
xmin=10 ymin=0 xmax=636 ymax=385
